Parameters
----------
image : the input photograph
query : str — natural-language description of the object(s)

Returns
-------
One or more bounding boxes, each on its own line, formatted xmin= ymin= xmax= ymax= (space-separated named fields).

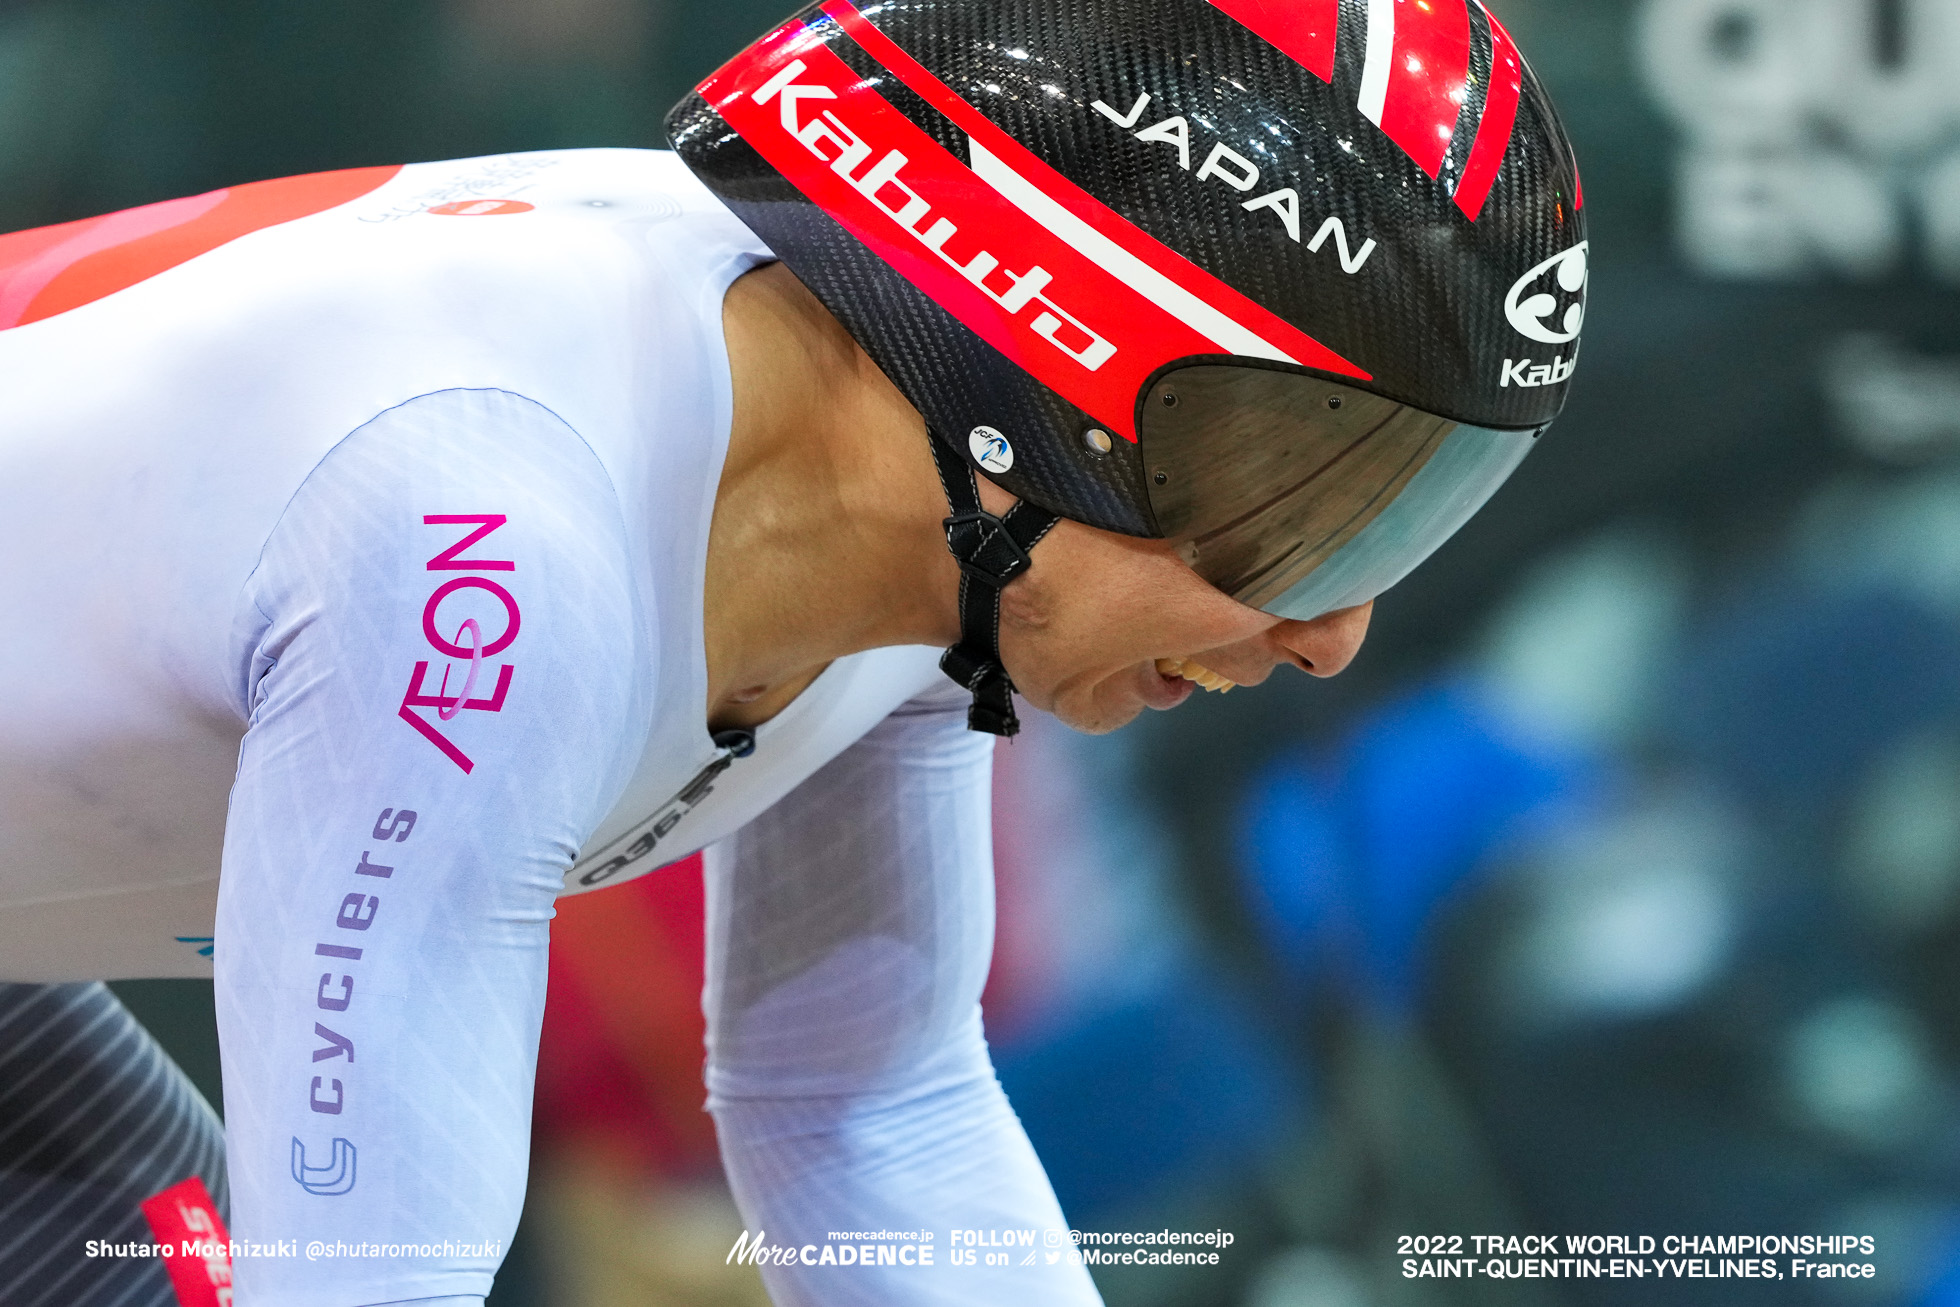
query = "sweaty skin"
xmin=711 ymin=261 xmax=1371 ymax=735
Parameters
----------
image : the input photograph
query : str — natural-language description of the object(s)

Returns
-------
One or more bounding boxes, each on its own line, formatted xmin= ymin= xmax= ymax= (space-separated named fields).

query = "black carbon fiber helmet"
xmin=668 ymin=0 xmax=1586 ymax=730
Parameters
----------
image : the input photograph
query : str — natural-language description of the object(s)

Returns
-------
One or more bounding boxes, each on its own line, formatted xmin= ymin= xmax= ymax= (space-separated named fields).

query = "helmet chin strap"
xmin=926 ymin=433 xmax=1059 ymax=736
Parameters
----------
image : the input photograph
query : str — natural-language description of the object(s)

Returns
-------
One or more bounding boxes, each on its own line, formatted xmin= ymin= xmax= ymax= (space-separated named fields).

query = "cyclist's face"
xmin=984 ymin=488 xmax=1373 ymax=734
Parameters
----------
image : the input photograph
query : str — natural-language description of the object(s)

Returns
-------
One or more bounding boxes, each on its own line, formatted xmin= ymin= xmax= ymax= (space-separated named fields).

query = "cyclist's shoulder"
xmin=264 ymin=386 xmax=635 ymax=587
xmin=0 ymin=148 xmax=763 ymax=359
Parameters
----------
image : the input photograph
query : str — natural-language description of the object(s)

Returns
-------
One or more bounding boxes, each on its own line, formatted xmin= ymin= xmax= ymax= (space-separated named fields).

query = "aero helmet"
xmin=669 ymin=0 xmax=1587 ymax=733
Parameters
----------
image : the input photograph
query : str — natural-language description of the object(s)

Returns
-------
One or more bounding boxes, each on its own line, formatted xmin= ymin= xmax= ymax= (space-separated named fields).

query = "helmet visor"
xmin=1138 ymin=365 xmax=1540 ymax=621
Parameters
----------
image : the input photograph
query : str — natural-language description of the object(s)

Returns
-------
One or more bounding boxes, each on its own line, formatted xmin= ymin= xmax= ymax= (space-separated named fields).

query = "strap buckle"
xmin=925 ymin=429 xmax=1059 ymax=737
xmin=943 ymin=510 xmax=1034 ymax=587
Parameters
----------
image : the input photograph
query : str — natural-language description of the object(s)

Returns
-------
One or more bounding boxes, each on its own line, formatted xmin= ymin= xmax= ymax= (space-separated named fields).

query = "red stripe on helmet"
xmin=818 ymin=0 xmax=1367 ymax=383
xmin=703 ymin=26 xmax=1231 ymax=440
xmin=1378 ymin=0 xmax=1472 ymax=180
xmin=1452 ymin=4 xmax=1521 ymax=220
xmin=1204 ymin=0 xmax=1337 ymax=83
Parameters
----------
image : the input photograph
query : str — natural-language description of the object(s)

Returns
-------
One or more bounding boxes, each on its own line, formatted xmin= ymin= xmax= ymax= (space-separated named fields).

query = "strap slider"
xmin=943 ymin=510 xmax=1034 ymax=587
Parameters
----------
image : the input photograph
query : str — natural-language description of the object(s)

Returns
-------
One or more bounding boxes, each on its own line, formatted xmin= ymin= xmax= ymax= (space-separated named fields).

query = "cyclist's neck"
xmin=704 ymin=261 xmax=962 ymax=730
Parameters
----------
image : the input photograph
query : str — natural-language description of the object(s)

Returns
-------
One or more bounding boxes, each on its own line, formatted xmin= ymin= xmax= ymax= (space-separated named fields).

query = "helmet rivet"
xmin=1082 ymin=427 xmax=1113 ymax=456
xmin=1160 ymin=389 xmax=1179 ymax=408
xmin=1153 ymin=469 xmax=1169 ymax=486
xmin=1327 ymin=395 xmax=1343 ymax=409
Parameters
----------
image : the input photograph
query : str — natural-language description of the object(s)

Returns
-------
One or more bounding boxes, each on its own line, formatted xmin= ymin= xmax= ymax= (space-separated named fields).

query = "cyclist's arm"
xmin=704 ymin=685 xmax=1103 ymax=1305
xmin=216 ymin=388 xmax=645 ymax=1307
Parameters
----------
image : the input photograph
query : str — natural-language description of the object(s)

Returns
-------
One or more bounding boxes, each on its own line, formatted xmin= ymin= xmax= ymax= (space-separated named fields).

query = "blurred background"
xmin=10 ymin=0 xmax=1960 ymax=1301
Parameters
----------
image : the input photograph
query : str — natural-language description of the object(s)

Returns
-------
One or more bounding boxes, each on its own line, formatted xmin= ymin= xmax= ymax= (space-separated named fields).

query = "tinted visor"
xmin=1138 ymin=365 xmax=1540 ymax=620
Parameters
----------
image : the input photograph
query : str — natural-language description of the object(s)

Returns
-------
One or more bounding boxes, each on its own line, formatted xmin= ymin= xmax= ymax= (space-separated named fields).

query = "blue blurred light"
xmin=1238 ymin=677 xmax=1590 ymax=1010
xmin=1914 ymin=1232 xmax=1960 ymax=1307
xmin=1672 ymin=586 xmax=1960 ymax=815
xmin=1237 ymin=754 xmax=1350 ymax=994
xmin=995 ymin=962 xmax=1303 ymax=1221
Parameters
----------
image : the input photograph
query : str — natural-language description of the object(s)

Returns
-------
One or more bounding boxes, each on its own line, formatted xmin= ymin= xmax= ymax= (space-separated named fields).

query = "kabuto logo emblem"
xmin=1505 ymin=242 xmax=1588 ymax=345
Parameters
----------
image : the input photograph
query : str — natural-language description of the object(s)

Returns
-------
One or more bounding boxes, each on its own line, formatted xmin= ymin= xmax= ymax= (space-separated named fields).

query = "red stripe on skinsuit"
xmin=0 ymin=165 xmax=401 ymax=329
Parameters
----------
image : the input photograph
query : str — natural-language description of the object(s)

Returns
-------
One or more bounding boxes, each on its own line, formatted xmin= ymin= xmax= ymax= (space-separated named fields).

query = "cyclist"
xmin=0 ymin=0 xmax=1584 ymax=1302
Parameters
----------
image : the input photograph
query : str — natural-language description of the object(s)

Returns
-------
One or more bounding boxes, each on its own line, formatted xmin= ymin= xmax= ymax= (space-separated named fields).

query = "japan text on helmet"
xmin=669 ymin=0 xmax=1585 ymax=720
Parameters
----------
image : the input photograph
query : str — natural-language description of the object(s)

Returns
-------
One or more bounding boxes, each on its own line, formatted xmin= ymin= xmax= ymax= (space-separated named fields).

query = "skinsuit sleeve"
xmin=704 ymin=686 xmax=1105 ymax=1306
xmin=215 ymin=388 xmax=645 ymax=1306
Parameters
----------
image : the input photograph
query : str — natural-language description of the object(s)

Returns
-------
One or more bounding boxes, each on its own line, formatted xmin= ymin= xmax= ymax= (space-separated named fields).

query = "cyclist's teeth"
xmin=1153 ymin=657 xmax=1236 ymax=693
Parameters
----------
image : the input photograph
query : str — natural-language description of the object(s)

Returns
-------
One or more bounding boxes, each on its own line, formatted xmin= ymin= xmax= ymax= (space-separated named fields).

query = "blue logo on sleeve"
xmin=292 ymin=1137 xmax=358 ymax=1195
